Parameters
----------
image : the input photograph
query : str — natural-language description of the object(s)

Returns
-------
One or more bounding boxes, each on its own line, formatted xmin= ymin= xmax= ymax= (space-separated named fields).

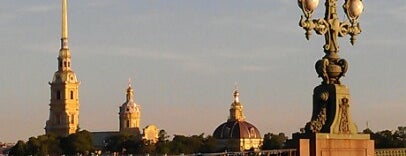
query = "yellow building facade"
xmin=45 ymin=0 xmax=80 ymax=136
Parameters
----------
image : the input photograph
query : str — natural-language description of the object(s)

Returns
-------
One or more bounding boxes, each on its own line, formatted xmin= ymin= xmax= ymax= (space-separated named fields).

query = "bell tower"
xmin=45 ymin=0 xmax=80 ymax=136
xmin=119 ymin=79 xmax=141 ymax=134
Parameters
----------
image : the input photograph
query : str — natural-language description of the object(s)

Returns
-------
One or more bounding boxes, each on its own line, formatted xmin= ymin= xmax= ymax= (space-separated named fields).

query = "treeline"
xmin=104 ymin=130 xmax=218 ymax=155
xmin=8 ymin=130 xmax=93 ymax=155
xmin=363 ymin=127 xmax=406 ymax=149
xmin=103 ymin=130 xmax=289 ymax=155
xmin=7 ymin=130 xmax=286 ymax=155
xmin=7 ymin=127 xmax=406 ymax=155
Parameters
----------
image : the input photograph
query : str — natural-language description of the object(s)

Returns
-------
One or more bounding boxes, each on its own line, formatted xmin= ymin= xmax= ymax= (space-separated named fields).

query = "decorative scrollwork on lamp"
xmin=298 ymin=0 xmax=363 ymax=84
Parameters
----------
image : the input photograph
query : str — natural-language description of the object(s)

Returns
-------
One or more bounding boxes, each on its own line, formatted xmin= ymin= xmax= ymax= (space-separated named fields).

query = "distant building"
xmin=213 ymin=87 xmax=262 ymax=152
xmin=143 ymin=125 xmax=159 ymax=143
xmin=91 ymin=81 xmax=159 ymax=149
xmin=43 ymin=0 xmax=160 ymax=151
xmin=45 ymin=0 xmax=79 ymax=136
xmin=119 ymin=79 xmax=141 ymax=134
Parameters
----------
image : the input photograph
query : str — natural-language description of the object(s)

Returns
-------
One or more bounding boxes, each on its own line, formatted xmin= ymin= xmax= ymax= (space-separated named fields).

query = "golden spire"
xmin=126 ymin=78 xmax=134 ymax=102
xmin=61 ymin=0 xmax=68 ymax=49
xmin=229 ymin=83 xmax=245 ymax=121
xmin=57 ymin=0 xmax=71 ymax=71
xmin=128 ymin=78 xmax=132 ymax=88
xmin=233 ymin=81 xmax=239 ymax=103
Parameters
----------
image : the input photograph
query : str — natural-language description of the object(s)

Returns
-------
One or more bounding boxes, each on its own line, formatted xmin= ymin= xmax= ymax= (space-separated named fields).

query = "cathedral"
xmin=213 ymin=87 xmax=262 ymax=151
xmin=43 ymin=0 xmax=264 ymax=152
xmin=45 ymin=0 xmax=159 ymax=146
xmin=45 ymin=0 xmax=79 ymax=136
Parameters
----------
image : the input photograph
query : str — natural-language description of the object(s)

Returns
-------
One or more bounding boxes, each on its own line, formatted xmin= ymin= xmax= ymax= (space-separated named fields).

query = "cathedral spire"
xmin=58 ymin=0 xmax=71 ymax=71
xmin=46 ymin=0 xmax=79 ymax=136
xmin=61 ymin=0 xmax=68 ymax=49
xmin=126 ymin=78 xmax=135 ymax=103
xmin=128 ymin=78 xmax=132 ymax=88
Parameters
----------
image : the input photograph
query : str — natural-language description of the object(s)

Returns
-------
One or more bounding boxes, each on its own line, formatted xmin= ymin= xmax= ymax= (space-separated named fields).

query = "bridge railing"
xmin=172 ymin=148 xmax=406 ymax=156
xmin=375 ymin=148 xmax=406 ymax=156
xmin=189 ymin=149 xmax=297 ymax=156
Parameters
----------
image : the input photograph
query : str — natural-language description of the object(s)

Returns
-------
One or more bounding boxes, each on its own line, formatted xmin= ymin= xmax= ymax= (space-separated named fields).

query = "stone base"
xmin=298 ymin=133 xmax=374 ymax=156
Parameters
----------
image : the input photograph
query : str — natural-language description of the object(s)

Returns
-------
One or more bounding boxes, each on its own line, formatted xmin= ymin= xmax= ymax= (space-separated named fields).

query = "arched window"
xmin=70 ymin=91 xmax=74 ymax=99
xmin=126 ymin=120 xmax=130 ymax=128
xmin=71 ymin=115 xmax=74 ymax=124
xmin=249 ymin=127 xmax=256 ymax=138
xmin=64 ymin=61 xmax=67 ymax=67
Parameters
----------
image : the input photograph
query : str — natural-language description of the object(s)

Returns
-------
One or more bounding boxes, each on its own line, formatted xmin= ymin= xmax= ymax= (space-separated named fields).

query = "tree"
xmin=9 ymin=140 xmax=27 ymax=156
xmin=364 ymin=128 xmax=406 ymax=149
xmin=262 ymin=133 xmax=287 ymax=150
xmin=156 ymin=130 xmax=170 ymax=154
xmin=200 ymin=135 xmax=217 ymax=153
xmin=170 ymin=134 xmax=205 ymax=154
xmin=60 ymin=130 xmax=94 ymax=155
xmin=373 ymin=130 xmax=397 ymax=148
xmin=104 ymin=134 xmax=142 ymax=154
xmin=40 ymin=134 xmax=61 ymax=155
xmin=26 ymin=137 xmax=42 ymax=156
xmin=394 ymin=126 xmax=406 ymax=147
xmin=105 ymin=134 xmax=126 ymax=153
xmin=122 ymin=135 xmax=142 ymax=154
xmin=141 ymin=139 xmax=156 ymax=154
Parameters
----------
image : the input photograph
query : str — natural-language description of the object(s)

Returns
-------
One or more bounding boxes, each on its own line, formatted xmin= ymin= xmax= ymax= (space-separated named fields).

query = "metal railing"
xmin=186 ymin=149 xmax=297 ymax=156
xmin=375 ymin=148 xmax=406 ymax=156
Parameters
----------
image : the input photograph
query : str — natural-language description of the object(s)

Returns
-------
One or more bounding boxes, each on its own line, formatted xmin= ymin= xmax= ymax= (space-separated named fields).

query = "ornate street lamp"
xmin=297 ymin=0 xmax=365 ymax=134
xmin=298 ymin=0 xmax=363 ymax=85
xmin=294 ymin=1 xmax=373 ymax=155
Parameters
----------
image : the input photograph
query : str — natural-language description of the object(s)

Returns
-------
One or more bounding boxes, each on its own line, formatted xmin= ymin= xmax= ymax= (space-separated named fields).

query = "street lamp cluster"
xmin=298 ymin=0 xmax=364 ymax=85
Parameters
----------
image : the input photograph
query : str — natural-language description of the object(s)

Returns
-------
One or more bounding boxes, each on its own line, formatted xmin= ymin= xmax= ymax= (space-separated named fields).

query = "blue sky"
xmin=0 ymin=0 xmax=405 ymax=143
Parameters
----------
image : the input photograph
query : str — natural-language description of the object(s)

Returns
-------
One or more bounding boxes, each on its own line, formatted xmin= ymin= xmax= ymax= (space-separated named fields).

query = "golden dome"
xmin=213 ymin=120 xmax=261 ymax=139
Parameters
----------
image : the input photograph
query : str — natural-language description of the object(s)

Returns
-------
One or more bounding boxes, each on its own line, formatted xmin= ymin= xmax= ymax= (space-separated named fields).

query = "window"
xmin=56 ymin=90 xmax=61 ymax=100
xmin=68 ymin=62 xmax=70 ymax=67
xmin=64 ymin=61 xmax=67 ymax=67
xmin=249 ymin=127 xmax=256 ymax=138
xmin=126 ymin=120 xmax=130 ymax=128
xmin=59 ymin=61 xmax=62 ymax=68
xmin=70 ymin=91 xmax=74 ymax=99
xmin=71 ymin=115 xmax=74 ymax=124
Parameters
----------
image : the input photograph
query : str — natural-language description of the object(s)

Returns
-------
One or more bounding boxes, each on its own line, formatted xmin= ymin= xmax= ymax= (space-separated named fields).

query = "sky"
xmin=0 ymin=0 xmax=405 ymax=143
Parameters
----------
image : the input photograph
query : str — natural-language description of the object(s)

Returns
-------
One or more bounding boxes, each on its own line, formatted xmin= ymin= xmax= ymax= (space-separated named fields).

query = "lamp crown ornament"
xmin=298 ymin=0 xmax=363 ymax=85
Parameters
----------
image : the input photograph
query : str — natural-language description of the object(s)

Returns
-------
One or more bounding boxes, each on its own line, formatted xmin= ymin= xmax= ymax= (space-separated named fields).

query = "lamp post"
xmin=295 ymin=2 xmax=374 ymax=155
xmin=297 ymin=0 xmax=365 ymax=134
xmin=298 ymin=0 xmax=363 ymax=85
